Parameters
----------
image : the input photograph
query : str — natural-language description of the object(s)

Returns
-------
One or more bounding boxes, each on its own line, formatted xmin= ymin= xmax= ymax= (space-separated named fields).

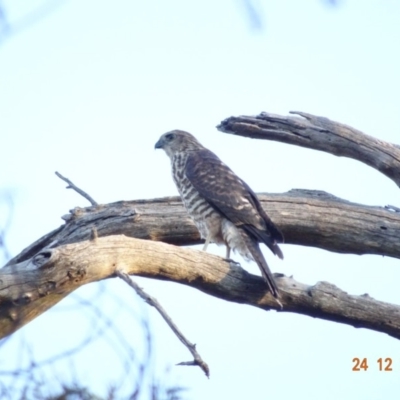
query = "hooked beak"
xmin=154 ymin=138 xmax=164 ymax=149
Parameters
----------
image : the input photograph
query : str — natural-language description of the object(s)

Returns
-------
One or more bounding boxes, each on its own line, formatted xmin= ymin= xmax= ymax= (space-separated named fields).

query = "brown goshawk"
xmin=155 ymin=130 xmax=284 ymax=298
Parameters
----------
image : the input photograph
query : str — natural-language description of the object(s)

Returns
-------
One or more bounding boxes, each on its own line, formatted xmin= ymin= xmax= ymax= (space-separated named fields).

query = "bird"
xmin=155 ymin=130 xmax=284 ymax=298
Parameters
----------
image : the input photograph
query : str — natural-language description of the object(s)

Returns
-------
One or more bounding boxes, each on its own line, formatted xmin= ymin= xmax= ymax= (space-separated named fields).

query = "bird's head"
xmin=155 ymin=130 xmax=203 ymax=157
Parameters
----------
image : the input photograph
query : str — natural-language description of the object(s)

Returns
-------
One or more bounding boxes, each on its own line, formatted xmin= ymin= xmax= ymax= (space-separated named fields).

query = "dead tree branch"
xmin=218 ymin=111 xmax=400 ymax=188
xmin=2 ymin=112 xmax=400 ymax=358
xmin=6 ymin=189 xmax=400 ymax=268
xmin=1 ymin=236 xmax=399 ymax=341
xmin=55 ymin=171 xmax=98 ymax=206
xmin=116 ymin=271 xmax=210 ymax=378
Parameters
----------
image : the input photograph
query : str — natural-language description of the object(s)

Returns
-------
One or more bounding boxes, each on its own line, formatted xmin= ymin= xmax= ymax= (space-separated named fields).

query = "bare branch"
xmin=6 ymin=189 xmax=400 ymax=268
xmin=2 ymin=111 xmax=399 ymax=353
xmin=116 ymin=271 xmax=210 ymax=378
xmin=217 ymin=111 xmax=400 ymax=188
xmin=1 ymin=236 xmax=399 ymax=340
xmin=55 ymin=171 xmax=98 ymax=206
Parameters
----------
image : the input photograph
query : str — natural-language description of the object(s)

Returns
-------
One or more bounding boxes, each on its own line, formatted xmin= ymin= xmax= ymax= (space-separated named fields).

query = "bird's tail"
xmin=244 ymin=225 xmax=284 ymax=260
xmin=242 ymin=232 xmax=280 ymax=298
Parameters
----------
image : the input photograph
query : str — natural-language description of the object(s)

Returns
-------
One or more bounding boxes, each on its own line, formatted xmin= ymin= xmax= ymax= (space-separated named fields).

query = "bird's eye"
xmin=165 ymin=133 xmax=174 ymax=141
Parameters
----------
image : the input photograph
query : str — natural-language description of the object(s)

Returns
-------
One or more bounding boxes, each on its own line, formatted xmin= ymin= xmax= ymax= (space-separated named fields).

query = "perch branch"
xmin=6 ymin=189 xmax=400 ymax=268
xmin=217 ymin=111 xmax=400 ymax=188
xmin=116 ymin=271 xmax=209 ymax=378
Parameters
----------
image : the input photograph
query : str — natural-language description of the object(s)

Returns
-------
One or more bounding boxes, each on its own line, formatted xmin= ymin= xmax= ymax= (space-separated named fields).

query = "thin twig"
xmin=115 ymin=270 xmax=210 ymax=378
xmin=55 ymin=171 xmax=98 ymax=206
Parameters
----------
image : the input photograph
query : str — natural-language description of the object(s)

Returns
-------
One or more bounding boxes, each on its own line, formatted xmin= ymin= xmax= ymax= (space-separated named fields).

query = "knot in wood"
xmin=33 ymin=251 xmax=52 ymax=269
xmin=67 ymin=267 xmax=87 ymax=283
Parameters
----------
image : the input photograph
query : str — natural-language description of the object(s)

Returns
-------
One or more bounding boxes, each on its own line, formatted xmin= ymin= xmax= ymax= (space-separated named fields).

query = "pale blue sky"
xmin=1 ymin=1 xmax=400 ymax=399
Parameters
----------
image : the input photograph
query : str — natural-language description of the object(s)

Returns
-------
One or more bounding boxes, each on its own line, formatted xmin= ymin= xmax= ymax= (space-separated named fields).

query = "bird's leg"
xmin=223 ymin=245 xmax=241 ymax=267
xmin=203 ymin=234 xmax=211 ymax=252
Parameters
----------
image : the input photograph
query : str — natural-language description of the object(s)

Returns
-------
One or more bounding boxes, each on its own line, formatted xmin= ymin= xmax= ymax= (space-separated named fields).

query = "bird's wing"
xmin=186 ymin=149 xmax=283 ymax=244
xmin=186 ymin=149 xmax=284 ymax=257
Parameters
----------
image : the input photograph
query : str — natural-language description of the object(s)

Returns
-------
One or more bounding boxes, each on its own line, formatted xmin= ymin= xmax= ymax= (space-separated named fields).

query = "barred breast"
xmin=171 ymin=153 xmax=224 ymax=244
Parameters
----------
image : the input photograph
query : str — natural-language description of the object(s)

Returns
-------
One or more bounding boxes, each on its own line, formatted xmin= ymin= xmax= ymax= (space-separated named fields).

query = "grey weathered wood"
xmin=2 ymin=111 xmax=400 ymax=343
xmin=1 ymin=236 xmax=400 ymax=340
xmin=116 ymin=270 xmax=210 ymax=377
xmin=6 ymin=189 xmax=400 ymax=268
xmin=218 ymin=111 xmax=400 ymax=188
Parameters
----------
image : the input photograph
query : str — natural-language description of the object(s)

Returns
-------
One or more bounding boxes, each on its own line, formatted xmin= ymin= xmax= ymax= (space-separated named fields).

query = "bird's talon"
xmin=224 ymin=258 xmax=241 ymax=267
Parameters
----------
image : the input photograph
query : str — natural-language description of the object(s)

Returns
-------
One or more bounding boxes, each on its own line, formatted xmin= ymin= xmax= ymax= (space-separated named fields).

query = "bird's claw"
xmin=224 ymin=258 xmax=241 ymax=267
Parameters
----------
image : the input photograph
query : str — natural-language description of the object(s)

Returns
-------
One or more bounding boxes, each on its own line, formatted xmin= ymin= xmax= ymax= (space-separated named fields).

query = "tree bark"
xmin=2 ymin=111 xmax=400 ymax=341
xmin=1 ymin=235 xmax=400 ymax=340
xmin=6 ymin=189 xmax=400 ymax=268
xmin=218 ymin=111 xmax=400 ymax=188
